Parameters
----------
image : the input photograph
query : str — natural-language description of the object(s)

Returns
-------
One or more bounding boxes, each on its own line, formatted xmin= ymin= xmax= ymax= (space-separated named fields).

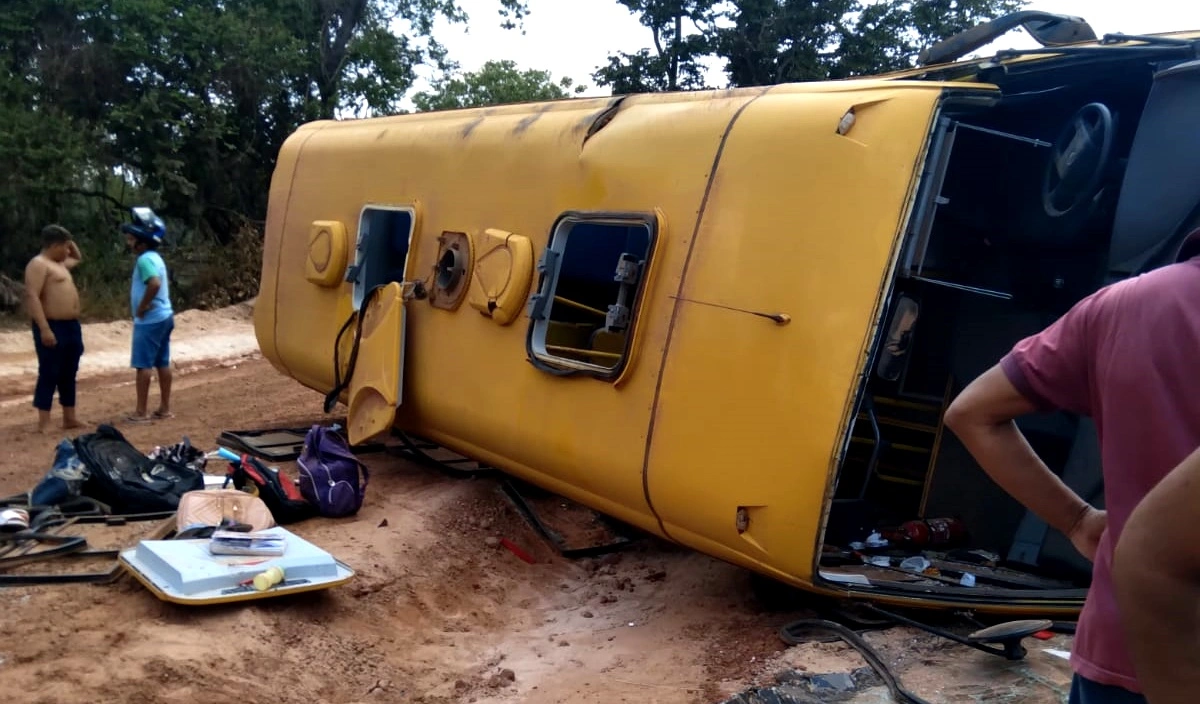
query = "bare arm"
xmin=137 ymin=276 xmax=161 ymax=318
xmin=944 ymin=365 xmax=1104 ymax=558
xmin=63 ymin=241 xmax=82 ymax=270
xmin=1113 ymin=446 xmax=1200 ymax=704
xmin=23 ymin=259 xmax=50 ymax=334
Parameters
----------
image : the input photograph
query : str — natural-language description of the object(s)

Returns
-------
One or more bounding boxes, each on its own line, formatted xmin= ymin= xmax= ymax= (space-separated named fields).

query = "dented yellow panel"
xmin=255 ymin=79 xmax=974 ymax=592
xmin=257 ymin=92 xmax=762 ymax=533
xmin=644 ymin=87 xmax=946 ymax=585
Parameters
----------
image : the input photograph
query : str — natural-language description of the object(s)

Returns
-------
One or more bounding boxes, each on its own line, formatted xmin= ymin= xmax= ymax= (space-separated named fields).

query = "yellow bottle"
xmin=253 ymin=565 xmax=285 ymax=591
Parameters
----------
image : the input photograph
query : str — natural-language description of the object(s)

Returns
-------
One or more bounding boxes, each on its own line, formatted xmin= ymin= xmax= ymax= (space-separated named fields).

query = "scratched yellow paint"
xmin=643 ymin=85 xmax=952 ymax=584
xmin=255 ymin=77 xmax=1016 ymax=603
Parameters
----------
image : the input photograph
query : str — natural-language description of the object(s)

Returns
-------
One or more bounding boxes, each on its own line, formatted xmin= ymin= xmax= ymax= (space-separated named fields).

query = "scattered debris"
xmin=367 ymin=678 xmax=391 ymax=695
xmin=487 ymin=668 xmax=516 ymax=688
xmin=499 ymin=537 xmax=535 ymax=564
xmin=0 ymin=331 xmax=1080 ymax=703
xmin=499 ymin=478 xmax=636 ymax=558
xmin=810 ymin=673 xmax=856 ymax=692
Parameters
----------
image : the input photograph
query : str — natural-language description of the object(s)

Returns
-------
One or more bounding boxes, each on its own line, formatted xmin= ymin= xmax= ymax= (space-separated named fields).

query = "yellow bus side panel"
xmin=644 ymin=86 xmax=945 ymax=584
xmin=256 ymin=94 xmax=765 ymax=534
xmin=255 ymin=124 xmax=326 ymax=378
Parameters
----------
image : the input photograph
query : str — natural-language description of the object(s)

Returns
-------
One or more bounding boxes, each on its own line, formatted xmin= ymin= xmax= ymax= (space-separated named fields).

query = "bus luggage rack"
xmin=389 ymin=431 xmax=638 ymax=559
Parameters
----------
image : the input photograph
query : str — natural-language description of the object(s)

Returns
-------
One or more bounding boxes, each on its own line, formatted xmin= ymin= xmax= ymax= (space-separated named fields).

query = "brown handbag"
xmin=175 ymin=489 xmax=275 ymax=532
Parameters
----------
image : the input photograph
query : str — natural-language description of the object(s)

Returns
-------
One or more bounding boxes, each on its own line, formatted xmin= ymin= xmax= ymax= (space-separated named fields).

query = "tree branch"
xmin=652 ymin=25 xmax=665 ymax=56
xmin=204 ymin=203 xmax=265 ymax=226
xmin=55 ymin=187 xmax=125 ymax=210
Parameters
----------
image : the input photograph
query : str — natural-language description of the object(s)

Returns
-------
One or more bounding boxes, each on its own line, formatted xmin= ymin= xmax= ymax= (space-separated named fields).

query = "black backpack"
xmin=75 ymin=424 xmax=204 ymax=515
xmin=225 ymin=453 xmax=318 ymax=525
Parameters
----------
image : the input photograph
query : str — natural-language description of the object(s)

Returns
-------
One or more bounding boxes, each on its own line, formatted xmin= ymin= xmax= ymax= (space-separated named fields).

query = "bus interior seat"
xmin=545 ymin=224 xmax=649 ymax=364
xmin=1107 ymin=59 xmax=1200 ymax=277
xmin=545 ymin=321 xmax=591 ymax=348
xmin=589 ymin=328 xmax=626 ymax=356
xmin=922 ymin=293 xmax=1078 ymax=553
xmin=1009 ymin=417 xmax=1103 ymax=579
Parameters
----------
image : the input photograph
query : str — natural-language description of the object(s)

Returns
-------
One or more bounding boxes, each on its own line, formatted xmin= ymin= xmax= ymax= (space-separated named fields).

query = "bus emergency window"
xmin=527 ymin=214 xmax=654 ymax=377
xmin=351 ymin=206 xmax=414 ymax=309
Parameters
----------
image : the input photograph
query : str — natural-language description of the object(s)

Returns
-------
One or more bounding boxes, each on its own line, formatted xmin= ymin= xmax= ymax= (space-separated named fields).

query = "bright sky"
xmin=411 ymin=0 xmax=1200 ymax=101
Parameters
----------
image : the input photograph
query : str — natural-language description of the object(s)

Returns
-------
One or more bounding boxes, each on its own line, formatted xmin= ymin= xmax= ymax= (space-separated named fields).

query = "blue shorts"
xmin=131 ymin=316 xmax=174 ymax=370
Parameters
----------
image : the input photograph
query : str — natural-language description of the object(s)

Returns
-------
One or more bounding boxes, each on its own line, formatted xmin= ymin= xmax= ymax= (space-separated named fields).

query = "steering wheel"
xmin=1041 ymin=102 xmax=1114 ymax=219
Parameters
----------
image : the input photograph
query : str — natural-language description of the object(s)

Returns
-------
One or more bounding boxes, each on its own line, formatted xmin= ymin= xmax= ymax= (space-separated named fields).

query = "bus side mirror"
xmin=875 ymin=296 xmax=920 ymax=382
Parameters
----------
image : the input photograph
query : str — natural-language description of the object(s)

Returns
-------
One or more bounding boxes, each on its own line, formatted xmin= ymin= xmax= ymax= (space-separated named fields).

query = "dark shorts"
xmin=131 ymin=316 xmax=174 ymax=370
xmin=32 ymin=319 xmax=84 ymax=410
xmin=1069 ymin=675 xmax=1146 ymax=704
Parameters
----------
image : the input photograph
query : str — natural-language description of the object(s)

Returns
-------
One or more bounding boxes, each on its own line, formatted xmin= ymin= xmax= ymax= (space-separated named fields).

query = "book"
xmin=208 ymin=530 xmax=287 ymax=557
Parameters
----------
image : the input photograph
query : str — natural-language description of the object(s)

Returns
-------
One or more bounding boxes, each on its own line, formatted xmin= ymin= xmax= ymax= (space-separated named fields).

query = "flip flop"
xmin=125 ymin=415 xmax=153 ymax=424
xmin=153 ymin=411 xmax=175 ymax=420
xmin=0 ymin=508 xmax=30 ymax=532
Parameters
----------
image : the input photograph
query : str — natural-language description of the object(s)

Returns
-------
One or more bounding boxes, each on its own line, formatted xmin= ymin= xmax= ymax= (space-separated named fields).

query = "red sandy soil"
xmin=0 ymin=305 xmax=1076 ymax=703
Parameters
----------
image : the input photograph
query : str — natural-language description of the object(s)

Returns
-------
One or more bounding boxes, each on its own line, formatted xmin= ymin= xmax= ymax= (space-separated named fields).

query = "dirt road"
xmin=0 ymin=301 xmax=261 ymax=406
xmin=0 ymin=306 xmax=1077 ymax=703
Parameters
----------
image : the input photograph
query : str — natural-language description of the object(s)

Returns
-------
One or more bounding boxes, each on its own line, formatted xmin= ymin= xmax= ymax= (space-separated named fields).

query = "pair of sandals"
xmin=125 ymin=410 xmax=175 ymax=424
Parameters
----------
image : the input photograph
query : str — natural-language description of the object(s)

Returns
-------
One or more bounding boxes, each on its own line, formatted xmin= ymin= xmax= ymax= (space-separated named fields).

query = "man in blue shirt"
xmin=121 ymin=207 xmax=175 ymax=422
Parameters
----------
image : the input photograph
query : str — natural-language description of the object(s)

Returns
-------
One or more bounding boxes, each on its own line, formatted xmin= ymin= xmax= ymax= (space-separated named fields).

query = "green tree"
xmin=0 ymin=0 xmax=533 ymax=234
xmin=412 ymin=59 xmax=584 ymax=111
xmin=593 ymin=0 xmax=720 ymax=94
xmin=0 ymin=0 xmax=530 ymax=317
xmin=595 ymin=0 xmax=1026 ymax=92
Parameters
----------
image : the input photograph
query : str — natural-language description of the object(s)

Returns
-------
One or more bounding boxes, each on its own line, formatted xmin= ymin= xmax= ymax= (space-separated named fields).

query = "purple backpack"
xmin=296 ymin=425 xmax=369 ymax=518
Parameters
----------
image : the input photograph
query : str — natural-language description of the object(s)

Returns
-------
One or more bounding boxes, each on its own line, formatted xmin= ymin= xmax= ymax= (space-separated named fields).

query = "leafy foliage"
xmin=413 ymin=59 xmax=585 ymax=111
xmin=3 ymin=0 xmax=1029 ymax=323
xmin=595 ymin=0 xmax=1027 ymax=92
xmin=0 ymin=0 xmax=527 ymax=319
xmin=593 ymin=0 xmax=720 ymax=93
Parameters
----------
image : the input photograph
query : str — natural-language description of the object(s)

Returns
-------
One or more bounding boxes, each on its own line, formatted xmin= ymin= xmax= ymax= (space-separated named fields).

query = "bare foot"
xmin=63 ymin=409 xmax=83 ymax=430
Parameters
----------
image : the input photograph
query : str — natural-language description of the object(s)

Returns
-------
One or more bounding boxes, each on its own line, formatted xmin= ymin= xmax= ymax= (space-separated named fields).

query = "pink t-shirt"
xmin=999 ymin=250 xmax=1200 ymax=693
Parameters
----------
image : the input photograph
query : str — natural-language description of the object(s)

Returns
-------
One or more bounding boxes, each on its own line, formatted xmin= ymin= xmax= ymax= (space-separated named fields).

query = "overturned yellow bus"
xmin=254 ymin=12 xmax=1200 ymax=616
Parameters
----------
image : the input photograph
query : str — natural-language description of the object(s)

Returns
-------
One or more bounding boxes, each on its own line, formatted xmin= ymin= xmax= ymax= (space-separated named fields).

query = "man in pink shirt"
xmin=944 ymin=230 xmax=1200 ymax=703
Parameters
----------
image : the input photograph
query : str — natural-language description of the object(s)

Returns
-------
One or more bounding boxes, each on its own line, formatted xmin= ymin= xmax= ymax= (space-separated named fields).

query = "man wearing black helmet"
xmin=121 ymin=207 xmax=174 ymax=423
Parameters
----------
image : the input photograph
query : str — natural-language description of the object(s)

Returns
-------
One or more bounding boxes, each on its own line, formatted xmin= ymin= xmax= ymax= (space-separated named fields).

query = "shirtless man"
xmin=24 ymin=225 xmax=85 ymax=432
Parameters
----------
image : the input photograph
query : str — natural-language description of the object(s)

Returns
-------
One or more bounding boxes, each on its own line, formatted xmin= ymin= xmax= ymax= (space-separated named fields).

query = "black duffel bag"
xmin=75 ymin=424 xmax=204 ymax=515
